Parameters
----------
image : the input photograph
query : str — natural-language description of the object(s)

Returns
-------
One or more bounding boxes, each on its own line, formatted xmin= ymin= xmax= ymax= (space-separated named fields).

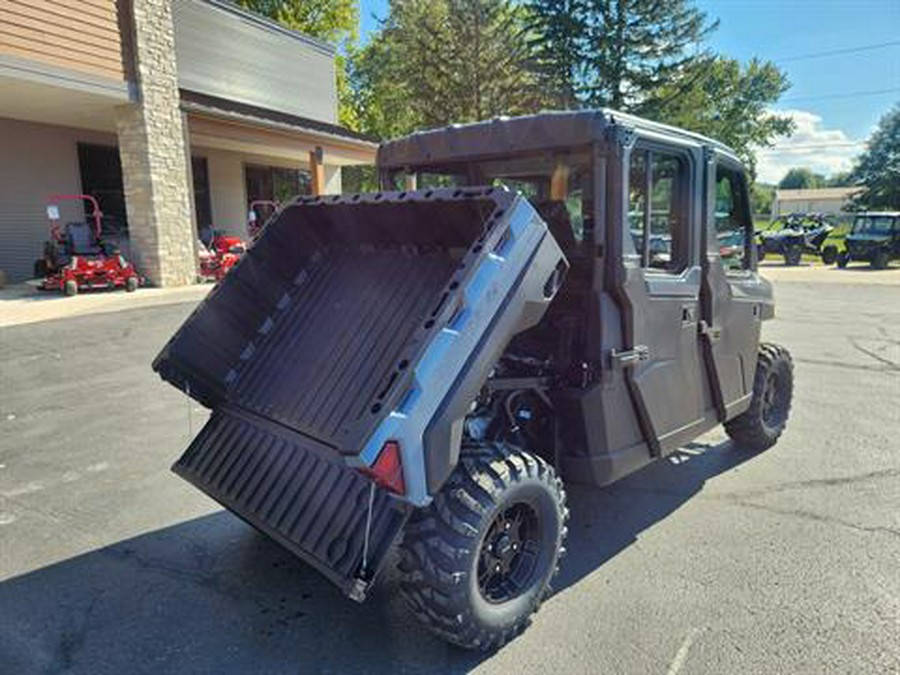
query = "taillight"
xmin=358 ymin=441 xmax=405 ymax=495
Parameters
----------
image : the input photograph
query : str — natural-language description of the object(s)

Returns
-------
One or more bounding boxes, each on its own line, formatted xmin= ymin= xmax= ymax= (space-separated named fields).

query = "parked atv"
xmin=836 ymin=212 xmax=900 ymax=269
xmin=154 ymin=111 xmax=793 ymax=650
xmin=758 ymin=213 xmax=833 ymax=265
xmin=247 ymin=200 xmax=281 ymax=241
xmin=35 ymin=194 xmax=141 ymax=296
xmin=197 ymin=226 xmax=246 ymax=282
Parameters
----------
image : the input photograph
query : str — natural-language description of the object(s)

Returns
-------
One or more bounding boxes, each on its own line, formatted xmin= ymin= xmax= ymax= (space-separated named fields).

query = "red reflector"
xmin=360 ymin=441 xmax=405 ymax=495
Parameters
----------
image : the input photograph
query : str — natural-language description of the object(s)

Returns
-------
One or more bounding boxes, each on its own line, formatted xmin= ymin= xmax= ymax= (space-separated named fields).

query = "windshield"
xmin=853 ymin=215 xmax=895 ymax=235
xmin=385 ymin=152 xmax=594 ymax=248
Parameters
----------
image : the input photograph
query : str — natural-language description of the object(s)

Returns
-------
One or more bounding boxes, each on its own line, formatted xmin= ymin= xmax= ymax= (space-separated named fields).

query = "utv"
xmin=154 ymin=111 xmax=793 ymax=650
xmin=836 ymin=212 xmax=900 ymax=269
xmin=758 ymin=212 xmax=833 ymax=266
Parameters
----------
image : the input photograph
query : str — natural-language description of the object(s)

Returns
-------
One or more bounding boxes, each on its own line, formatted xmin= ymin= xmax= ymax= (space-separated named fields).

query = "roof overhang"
xmin=0 ymin=54 xmax=129 ymax=132
xmin=181 ymin=90 xmax=377 ymax=166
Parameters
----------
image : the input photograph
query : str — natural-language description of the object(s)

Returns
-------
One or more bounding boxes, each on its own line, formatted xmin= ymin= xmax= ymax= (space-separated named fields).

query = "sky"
xmin=358 ymin=0 xmax=900 ymax=184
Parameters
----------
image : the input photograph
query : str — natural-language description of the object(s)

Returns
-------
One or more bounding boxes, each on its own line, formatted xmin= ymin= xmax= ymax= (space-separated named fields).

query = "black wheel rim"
xmin=477 ymin=502 xmax=541 ymax=604
xmin=761 ymin=371 xmax=785 ymax=429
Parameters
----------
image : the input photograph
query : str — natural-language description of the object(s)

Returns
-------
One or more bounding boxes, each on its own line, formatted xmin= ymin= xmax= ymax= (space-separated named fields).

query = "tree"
xmin=235 ymin=0 xmax=356 ymax=45
xmin=825 ymin=171 xmax=854 ymax=187
xmin=236 ymin=0 xmax=359 ymax=127
xmin=778 ymin=167 xmax=826 ymax=190
xmin=524 ymin=0 xmax=588 ymax=108
xmin=352 ymin=0 xmax=544 ymax=139
xmin=581 ymin=0 xmax=718 ymax=110
xmin=850 ymin=103 xmax=900 ymax=210
xmin=646 ymin=57 xmax=794 ymax=175
xmin=751 ymin=182 xmax=775 ymax=216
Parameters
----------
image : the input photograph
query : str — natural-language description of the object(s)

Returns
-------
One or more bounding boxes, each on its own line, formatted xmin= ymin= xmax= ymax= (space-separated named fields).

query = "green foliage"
xmin=850 ymin=103 xmax=900 ymax=210
xmin=236 ymin=0 xmax=357 ymax=45
xmin=646 ymin=57 xmax=794 ymax=175
xmin=581 ymin=0 xmax=718 ymax=110
xmin=825 ymin=171 xmax=854 ymax=188
xmin=351 ymin=0 xmax=545 ymax=139
xmin=523 ymin=0 xmax=588 ymax=108
xmin=778 ymin=167 xmax=827 ymax=190
xmin=751 ymin=182 xmax=775 ymax=216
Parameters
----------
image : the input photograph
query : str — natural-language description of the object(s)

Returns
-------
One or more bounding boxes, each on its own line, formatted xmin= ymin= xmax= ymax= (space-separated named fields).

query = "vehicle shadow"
xmin=0 ymin=439 xmax=752 ymax=675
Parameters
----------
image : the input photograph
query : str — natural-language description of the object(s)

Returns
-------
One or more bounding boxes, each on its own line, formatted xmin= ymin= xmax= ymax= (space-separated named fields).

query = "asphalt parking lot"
xmin=1 ymin=267 xmax=898 ymax=674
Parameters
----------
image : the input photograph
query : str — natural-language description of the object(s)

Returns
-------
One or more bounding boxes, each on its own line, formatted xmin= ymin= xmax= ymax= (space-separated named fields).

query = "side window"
xmin=714 ymin=163 xmax=753 ymax=271
xmin=628 ymin=148 xmax=690 ymax=272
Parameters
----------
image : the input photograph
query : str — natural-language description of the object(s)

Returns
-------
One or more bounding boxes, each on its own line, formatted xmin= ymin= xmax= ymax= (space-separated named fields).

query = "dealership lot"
xmin=1 ymin=269 xmax=898 ymax=674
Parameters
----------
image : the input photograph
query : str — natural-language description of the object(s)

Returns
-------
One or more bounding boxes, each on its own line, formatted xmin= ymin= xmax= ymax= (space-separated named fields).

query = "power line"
xmin=782 ymin=87 xmax=900 ymax=103
xmin=777 ymin=39 xmax=900 ymax=63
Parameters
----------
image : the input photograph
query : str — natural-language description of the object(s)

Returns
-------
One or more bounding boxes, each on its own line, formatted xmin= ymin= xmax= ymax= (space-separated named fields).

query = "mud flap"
xmin=173 ymin=406 xmax=410 ymax=600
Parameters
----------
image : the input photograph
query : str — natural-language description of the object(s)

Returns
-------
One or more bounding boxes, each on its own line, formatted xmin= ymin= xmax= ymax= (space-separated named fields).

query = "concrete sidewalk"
xmin=0 ymin=282 xmax=211 ymax=328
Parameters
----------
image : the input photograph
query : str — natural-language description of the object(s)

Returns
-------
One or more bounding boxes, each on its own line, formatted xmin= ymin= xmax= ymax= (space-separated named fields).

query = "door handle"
xmin=681 ymin=304 xmax=697 ymax=325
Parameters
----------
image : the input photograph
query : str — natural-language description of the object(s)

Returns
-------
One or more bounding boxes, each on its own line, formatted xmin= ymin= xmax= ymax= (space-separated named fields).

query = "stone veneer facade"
xmin=116 ymin=0 xmax=196 ymax=286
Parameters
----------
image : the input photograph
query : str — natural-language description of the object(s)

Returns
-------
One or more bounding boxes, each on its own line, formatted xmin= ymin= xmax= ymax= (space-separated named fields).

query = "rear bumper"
xmin=174 ymin=406 xmax=409 ymax=600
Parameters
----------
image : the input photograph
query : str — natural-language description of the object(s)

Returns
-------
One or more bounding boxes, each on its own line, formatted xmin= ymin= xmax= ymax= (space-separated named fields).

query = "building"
xmin=0 ymin=0 xmax=377 ymax=285
xmin=771 ymin=187 xmax=862 ymax=218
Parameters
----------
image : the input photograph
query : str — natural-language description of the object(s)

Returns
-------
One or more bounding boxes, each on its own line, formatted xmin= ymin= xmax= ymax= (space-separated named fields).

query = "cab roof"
xmin=377 ymin=109 xmax=741 ymax=170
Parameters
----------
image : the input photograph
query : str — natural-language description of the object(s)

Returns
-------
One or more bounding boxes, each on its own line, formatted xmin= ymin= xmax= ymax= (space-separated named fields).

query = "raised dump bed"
xmin=154 ymin=187 xmax=566 ymax=597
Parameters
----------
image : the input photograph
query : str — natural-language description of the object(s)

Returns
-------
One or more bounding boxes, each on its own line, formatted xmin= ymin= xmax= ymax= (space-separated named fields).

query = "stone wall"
xmin=116 ymin=0 xmax=195 ymax=286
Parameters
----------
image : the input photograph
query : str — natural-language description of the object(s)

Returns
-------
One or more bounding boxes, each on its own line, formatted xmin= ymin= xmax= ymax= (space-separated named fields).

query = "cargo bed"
xmin=154 ymin=188 xmax=566 ymax=595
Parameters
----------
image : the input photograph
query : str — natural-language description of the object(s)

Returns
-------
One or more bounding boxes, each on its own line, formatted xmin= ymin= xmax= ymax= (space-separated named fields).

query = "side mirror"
xmin=47 ymin=205 xmax=60 ymax=221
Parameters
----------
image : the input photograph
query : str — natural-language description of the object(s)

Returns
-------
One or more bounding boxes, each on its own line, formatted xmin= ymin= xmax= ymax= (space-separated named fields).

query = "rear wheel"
xmin=872 ymin=250 xmax=890 ymax=270
xmin=725 ymin=343 xmax=793 ymax=452
xmin=398 ymin=442 xmax=567 ymax=650
xmin=784 ymin=244 xmax=802 ymax=266
xmin=837 ymin=251 xmax=850 ymax=268
xmin=821 ymin=245 xmax=838 ymax=265
xmin=63 ymin=279 xmax=78 ymax=297
xmin=125 ymin=276 xmax=139 ymax=292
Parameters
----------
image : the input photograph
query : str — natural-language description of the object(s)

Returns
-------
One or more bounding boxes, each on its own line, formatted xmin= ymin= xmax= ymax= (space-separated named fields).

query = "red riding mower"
xmin=35 ymin=194 xmax=141 ymax=297
xmin=197 ymin=225 xmax=246 ymax=283
xmin=247 ymin=200 xmax=281 ymax=241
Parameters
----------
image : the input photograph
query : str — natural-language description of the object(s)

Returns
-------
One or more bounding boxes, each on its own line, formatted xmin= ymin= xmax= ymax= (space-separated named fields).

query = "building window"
xmin=628 ymin=148 xmax=690 ymax=272
xmin=77 ymin=143 xmax=127 ymax=237
xmin=245 ymin=164 xmax=311 ymax=204
xmin=192 ymin=156 xmax=213 ymax=229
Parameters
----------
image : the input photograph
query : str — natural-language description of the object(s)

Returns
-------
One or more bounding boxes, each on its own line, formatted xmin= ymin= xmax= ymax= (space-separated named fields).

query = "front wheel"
xmin=63 ymin=279 xmax=78 ymax=297
xmin=725 ymin=343 xmax=793 ymax=452
xmin=125 ymin=276 xmax=139 ymax=292
xmin=398 ymin=443 xmax=568 ymax=650
xmin=871 ymin=250 xmax=890 ymax=270
xmin=821 ymin=245 xmax=838 ymax=265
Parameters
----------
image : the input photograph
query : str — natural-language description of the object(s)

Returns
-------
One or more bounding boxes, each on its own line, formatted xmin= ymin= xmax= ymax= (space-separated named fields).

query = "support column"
xmin=116 ymin=0 xmax=195 ymax=286
xmin=309 ymin=146 xmax=325 ymax=196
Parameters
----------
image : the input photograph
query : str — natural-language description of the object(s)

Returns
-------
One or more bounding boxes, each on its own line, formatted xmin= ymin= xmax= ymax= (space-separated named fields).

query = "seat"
xmin=65 ymin=222 xmax=102 ymax=256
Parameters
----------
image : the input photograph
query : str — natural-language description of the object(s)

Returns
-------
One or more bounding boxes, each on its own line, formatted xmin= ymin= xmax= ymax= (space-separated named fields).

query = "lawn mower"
xmin=35 ymin=194 xmax=141 ymax=296
xmin=197 ymin=225 xmax=246 ymax=283
xmin=247 ymin=200 xmax=281 ymax=241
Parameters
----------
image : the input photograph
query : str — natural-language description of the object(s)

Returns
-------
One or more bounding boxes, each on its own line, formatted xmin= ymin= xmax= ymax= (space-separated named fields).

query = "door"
xmin=699 ymin=155 xmax=764 ymax=420
xmin=616 ymin=141 xmax=706 ymax=455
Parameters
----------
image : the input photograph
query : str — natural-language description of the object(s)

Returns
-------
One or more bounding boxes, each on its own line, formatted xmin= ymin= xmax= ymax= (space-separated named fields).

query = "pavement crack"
xmin=721 ymin=468 xmax=900 ymax=498
xmin=848 ymin=337 xmax=900 ymax=370
xmin=794 ymin=356 xmax=899 ymax=374
xmin=715 ymin=496 xmax=900 ymax=538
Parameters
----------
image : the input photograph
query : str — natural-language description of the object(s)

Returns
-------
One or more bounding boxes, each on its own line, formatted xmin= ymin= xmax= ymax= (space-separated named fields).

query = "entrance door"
xmin=616 ymin=140 xmax=706 ymax=455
